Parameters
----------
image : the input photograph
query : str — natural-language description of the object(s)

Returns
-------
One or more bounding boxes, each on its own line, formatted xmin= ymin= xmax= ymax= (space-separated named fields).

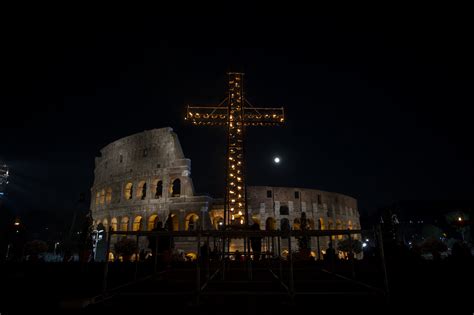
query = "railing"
xmin=99 ymin=226 xmax=389 ymax=305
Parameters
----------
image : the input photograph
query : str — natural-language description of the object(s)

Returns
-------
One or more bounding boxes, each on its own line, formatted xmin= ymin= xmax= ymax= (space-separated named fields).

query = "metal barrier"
xmin=99 ymin=226 xmax=389 ymax=304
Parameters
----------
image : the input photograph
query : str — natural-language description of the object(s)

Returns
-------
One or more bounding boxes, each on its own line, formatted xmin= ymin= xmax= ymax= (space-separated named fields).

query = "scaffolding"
xmin=97 ymin=227 xmax=389 ymax=306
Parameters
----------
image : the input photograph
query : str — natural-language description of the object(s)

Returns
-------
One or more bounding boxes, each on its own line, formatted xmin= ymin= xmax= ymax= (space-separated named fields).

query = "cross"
xmin=185 ymin=72 xmax=285 ymax=228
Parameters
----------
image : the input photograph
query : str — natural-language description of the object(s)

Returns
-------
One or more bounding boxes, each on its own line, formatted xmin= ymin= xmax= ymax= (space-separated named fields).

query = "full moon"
xmin=273 ymin=157 xmax=281 ymax=164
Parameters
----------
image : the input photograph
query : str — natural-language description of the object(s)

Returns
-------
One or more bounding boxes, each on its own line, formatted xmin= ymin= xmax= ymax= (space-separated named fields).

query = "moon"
xmin=273 ymin=156 xmax=281 ymax=164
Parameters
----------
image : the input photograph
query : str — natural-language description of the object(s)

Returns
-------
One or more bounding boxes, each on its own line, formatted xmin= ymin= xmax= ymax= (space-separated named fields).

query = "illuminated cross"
xmin=185 ymin=73 xmax=285 ymax=228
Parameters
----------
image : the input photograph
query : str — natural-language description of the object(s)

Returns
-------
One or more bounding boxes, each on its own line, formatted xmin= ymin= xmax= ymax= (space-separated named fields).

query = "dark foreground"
xmin=1 ymin=257 xmax=472 ymax=314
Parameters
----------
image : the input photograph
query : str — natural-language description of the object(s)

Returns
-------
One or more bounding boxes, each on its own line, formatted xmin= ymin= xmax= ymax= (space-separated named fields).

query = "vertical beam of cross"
xmin=185 ymin=73 xmax=284 ymax=228
xmin=227 ymin=73 xmax=245 ymax=226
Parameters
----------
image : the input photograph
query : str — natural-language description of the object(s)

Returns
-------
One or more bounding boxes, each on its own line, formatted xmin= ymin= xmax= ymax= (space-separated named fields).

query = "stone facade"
xmin=90 ymin=128 xmax=361 ymax=258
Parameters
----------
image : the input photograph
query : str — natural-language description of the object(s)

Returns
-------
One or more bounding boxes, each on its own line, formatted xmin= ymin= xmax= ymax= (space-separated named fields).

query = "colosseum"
xmin=91 ymin=127 xmax=361 ymax=260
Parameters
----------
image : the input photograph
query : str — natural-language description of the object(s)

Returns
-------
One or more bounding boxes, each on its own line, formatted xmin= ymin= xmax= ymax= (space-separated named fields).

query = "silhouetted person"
xmin=200 ymin=241 xmax=210 ymax=261
xmin=210 ymin=243 xmax=219 ymax=260
xmin=324 ymin=242 xmax=337 ymax=268
xmin=200 ymin=241 xmax=210 ymax=277
xmin=163 ymin=215 xmax=175 ymax=266
xmin=249 ymin=223 xmax=262 ymax=261
xmin=235 ymin=250 xmax=242 ymax=261
xmin=164 ymin=214 xmax=175 ymax=248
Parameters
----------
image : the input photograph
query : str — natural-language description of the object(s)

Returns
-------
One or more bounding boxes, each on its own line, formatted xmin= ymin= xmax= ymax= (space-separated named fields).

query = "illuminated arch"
xmin=111 ymin=218 xmax=118 ymax=231
xmin=95 ymin=192 xmax=100 ymax=206
xmin=148 ymin=214 xmax=159 ymax=231
xmin=336 ymin=220 xmax=343 ymax=239
xmin=318 ymin=218 xmax=325 ymax=230
xmin=102 ymin=218 xmax=108 ymax=231
xmin=186 ymin=252 xmax=197 ymax=261
xmin=213 ymin=216 xmax=224 ymax=230
xmin=328 ymin=219 xmax=335 ymax=240
xmin=137 ymin=181 xmax=147 ymax=200
xmin=348 ymin=220 xmax=353 ymax=230
xmin=99 ymin=189 xmax=105 ymax=205
xmin=120 ymin=216 xmax=129 ymax=231
xmin=293 ymin=218 xmax=301 ymax=230
xmin=124 ymin=183 xmax=133 ymax=200
xmin=133 ymin=216 xmax=143 ymax=231
xmin=106 ymin=188 xmax=112 ymax=204
xmin=165 ymin=214 xmax=179 ymax=231
xmin=265 ymin=217 xmax=276 ymax=230
xmin=251 ymin=214 xmax=260 ymax=225
xmin=185 ymin=213 xmax=200 ymax=231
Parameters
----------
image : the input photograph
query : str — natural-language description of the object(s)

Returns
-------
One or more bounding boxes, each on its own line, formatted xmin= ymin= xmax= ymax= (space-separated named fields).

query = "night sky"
xmin=2 ymin=12 xmax=473 ymax=228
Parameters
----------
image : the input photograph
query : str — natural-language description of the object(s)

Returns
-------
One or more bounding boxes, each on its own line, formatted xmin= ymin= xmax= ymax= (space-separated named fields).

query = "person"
xmin=200 ymin=241 xmax=210 ymax=261
xmin=200 ymin=241 xmax=210 ymax=277
xmin=235 ymin=250 xmax=242 ymax=261
xmin=324 ymin=242 xmax=337 ymax=266
xmin=249 ymin=222 xmax=262 ymax=261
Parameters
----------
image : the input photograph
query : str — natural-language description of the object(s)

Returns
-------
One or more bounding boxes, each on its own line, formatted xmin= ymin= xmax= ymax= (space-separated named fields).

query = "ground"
xmin=2 ymin=255 xmax=472 ymax=314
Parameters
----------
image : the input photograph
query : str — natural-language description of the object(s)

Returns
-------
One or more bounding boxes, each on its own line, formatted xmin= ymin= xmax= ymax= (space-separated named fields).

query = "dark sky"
xmin=1 ymin=12 xmax=473 ymax=225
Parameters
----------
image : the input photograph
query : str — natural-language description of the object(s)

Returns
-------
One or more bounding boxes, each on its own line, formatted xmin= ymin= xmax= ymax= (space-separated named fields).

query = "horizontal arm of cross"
xmin=242 ymin=107 xmax=285 ymax=126
xmin=185 ymin=106 xmax=228 ymax=126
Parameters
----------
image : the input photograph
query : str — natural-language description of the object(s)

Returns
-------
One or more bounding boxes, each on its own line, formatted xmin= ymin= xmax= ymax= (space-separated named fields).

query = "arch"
xmin=102 ymin=218 xmax=109 ymax=231
xmin=148 ymin=214 xmax=159 ymax=231
xmin=106 ymin=188 xmax=112 ymax=204
xmin=251 ymin=214 xmax=260 ymax=226
xmin=280 ymin=218 xmax=290 ymax=231
xmin=100 ymin=189 xmax=105 ymax=205
xmin=95 ymin=192 xmax=100 ymax=206
xmin=336 ymin=220 xmax=343 ymax=239
xmin=293 ymin=218 xmax=301 ymax=230
xmin=318 ymin=218 xmax=325 ymax=230
xmin=308 ymin=219 xmax=315 ymax=230
xmin=186 ymin=213 xmax=200 ymax=231
xmin=125 ymin=183 xmax=133 ymax=200
xmin=111 ymin=218 xmax=118 ymax=231
xmin=328 ymin=219 xmax=334 ymax=230
xmin=95 ymin=219 xmax=101 ymax=229
xmin=165 ymin=214 xmax=179 ymax=231
xmin=137 ymin=181 xmax=147 ymax=200
xmin=213 ymin=216 xmax=224 ymax=230
xmin=265 ymin=217 xmax=276 ymax=230
xmin=108 ymin=252 xmax=115 ymax=262
xmin=120 ymin=216 xmax=129 ymax=231
xmin=154 ymin=180 xmax=163 ymax=198
xmin=185 ymin=252 xmax=197 ymax=261
xmin=328 ymin=219 xmax=334 ymax=240
xmin=348 ymin=220 xmax=353 ymax=230
xmin=133 ymin=216 xmax=143 ymax=231
xmin=171 ymin=178 xmax=181 ymax=197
